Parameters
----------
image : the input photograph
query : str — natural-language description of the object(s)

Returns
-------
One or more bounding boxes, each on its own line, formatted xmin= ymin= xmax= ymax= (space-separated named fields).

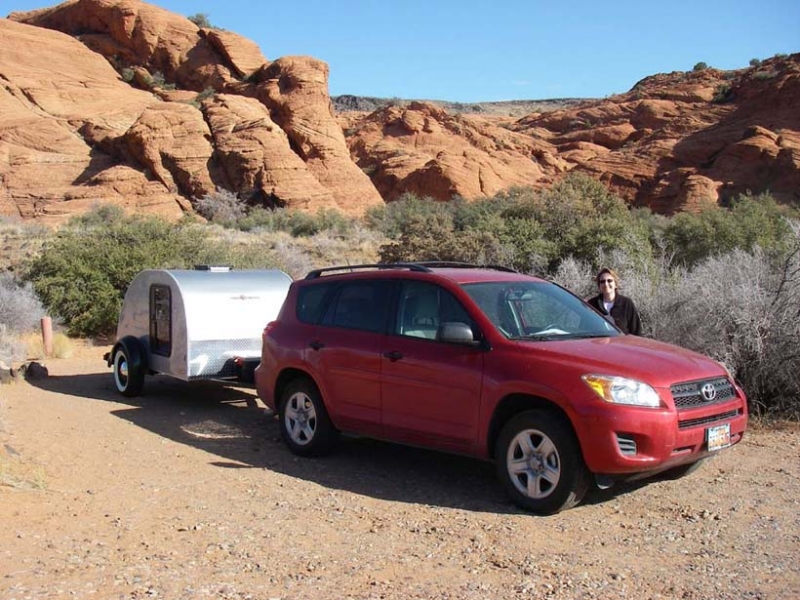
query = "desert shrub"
xmin=749 ymin=58 xmax=762 ymax=68
xmin=693 ymin=62 xmax=709 ymax=71
xmin=551 ymin=256 xmax=596 ymax=295
xmin=195 ymin=188 xmax=246 ymax=224
xmin=195 ymin=87 xmax=216 ymax=103
xmin=22 ymin=206 xmax=249 ymax=337
xmin=712 ymin=84 xmax=733 ymax=103
xmin=664 ymin=193 xmax=796 ymax=266
xmin=121 ymin=68 xmax=134 ymax=82
xmin=0 ymin=272 xmax=46 ymax=334
xmin=753 ymin=70 xmax=778 ymax=80
xmin=187 ymin=13 xmax=212 ymax=28
xmin=364 ymin=193 xmax=452 ymax=238
xmin=0 ymin=324 xmax=26 ymax=366
xmin=251 ymin=208 xmax=355 ymax=237
xmin=653 ymin=242 xmax=800 ymax=417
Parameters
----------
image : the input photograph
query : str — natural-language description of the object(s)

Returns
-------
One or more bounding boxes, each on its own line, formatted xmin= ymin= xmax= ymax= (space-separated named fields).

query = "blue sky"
xmin=4 ymin=0 xmax=799 ymax=101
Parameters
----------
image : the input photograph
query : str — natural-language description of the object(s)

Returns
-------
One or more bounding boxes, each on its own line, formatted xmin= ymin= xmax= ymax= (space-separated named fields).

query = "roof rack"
xmin=304 ymin=262 xmax=518 ymax=279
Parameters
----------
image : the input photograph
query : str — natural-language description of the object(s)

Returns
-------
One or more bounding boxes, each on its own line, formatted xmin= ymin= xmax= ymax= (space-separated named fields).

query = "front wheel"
xmin=278 ymin=379 xmax=338 ymax=456
xmin=495 ymin=410 xmax=590 ymax=515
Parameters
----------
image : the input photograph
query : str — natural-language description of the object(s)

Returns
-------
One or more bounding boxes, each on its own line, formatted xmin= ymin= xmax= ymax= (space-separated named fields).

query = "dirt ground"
xmin=1 ymin=345 xmax=798 ymax=600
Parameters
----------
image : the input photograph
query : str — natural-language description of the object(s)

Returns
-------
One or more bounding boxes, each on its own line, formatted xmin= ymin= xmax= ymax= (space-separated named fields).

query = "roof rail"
xmin=304 ymin=262 xmax=518 ymax=279
xmin=409 ymin=261 xmax=518 ymax=273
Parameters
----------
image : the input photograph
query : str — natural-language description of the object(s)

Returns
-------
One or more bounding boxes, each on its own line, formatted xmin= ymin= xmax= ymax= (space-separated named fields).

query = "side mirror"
xmin=437 ymin=322 xmax=477 ymax=345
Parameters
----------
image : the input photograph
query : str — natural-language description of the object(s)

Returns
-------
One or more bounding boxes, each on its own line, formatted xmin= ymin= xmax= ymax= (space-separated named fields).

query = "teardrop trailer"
xmin=105 ymin=266 xmax=292 ymax=397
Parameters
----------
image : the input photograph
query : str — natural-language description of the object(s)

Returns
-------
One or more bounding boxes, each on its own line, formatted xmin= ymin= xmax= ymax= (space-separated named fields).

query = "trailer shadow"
xmin=27 ymin=370 xmax=649 ymax=514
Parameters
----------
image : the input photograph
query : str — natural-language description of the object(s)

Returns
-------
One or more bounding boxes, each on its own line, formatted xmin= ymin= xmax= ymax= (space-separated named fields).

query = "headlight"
xmin=582 ymin=374 xmax=663 ymax=408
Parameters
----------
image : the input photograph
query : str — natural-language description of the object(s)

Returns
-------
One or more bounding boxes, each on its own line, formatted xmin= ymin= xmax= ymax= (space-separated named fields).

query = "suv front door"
xmin=380 ymin=281 xmax=485 ymax=453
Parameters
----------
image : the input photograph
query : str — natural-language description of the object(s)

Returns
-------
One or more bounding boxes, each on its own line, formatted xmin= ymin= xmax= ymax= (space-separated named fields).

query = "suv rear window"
xmin=297 ymin=282 xmax=336 ymax=324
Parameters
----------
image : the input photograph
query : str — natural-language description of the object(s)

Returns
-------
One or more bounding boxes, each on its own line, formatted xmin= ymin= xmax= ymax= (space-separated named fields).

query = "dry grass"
xmin=21 ymin=331 xmax=74 ymax=360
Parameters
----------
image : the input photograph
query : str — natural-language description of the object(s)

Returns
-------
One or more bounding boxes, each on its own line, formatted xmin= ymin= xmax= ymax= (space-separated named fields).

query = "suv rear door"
xmin=380 ymin=281 xmax=485 ymax=453
xmin=306 ymin=279 xmax=393 ymax=434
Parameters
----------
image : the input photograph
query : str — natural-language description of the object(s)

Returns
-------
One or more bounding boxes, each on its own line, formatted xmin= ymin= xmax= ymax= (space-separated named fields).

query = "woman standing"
xmin=587 ymin=267 xmax=642 ymax=335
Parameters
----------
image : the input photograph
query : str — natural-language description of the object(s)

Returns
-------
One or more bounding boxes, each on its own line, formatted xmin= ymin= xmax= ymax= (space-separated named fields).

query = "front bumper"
xmin=574 ymin=395 xmax=747 ymax=475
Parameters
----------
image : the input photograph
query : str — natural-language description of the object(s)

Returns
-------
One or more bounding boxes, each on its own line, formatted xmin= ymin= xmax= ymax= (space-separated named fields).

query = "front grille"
xmin=671 ymin=377 xmax=736 ymax=409
xmin=678 ymin=409 xmax=741 ymax=430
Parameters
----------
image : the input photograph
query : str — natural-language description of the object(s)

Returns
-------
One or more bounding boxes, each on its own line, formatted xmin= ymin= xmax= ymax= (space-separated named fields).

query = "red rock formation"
xmin=2 ymin=0 xmax=799 ymax=223
xmin=3 ymin=0 xmax=383 ymax=222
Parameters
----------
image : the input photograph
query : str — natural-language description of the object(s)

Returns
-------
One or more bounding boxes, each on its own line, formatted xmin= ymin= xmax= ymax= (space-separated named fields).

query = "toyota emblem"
xmin=701 ymin=383 xmax=717 ymax=401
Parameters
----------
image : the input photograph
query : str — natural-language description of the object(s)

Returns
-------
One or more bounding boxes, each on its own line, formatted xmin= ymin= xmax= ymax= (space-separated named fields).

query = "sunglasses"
xmin=598 ymin=279 xmax=615 ymax=285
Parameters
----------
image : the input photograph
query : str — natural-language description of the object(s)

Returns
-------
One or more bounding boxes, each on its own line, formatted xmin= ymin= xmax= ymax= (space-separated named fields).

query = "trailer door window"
xmin=150 ymin=285 xmax=172 ymax=356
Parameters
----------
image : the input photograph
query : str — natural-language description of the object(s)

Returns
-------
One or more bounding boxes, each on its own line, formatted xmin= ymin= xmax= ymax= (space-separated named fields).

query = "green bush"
xmin=187 ymin=13 xmax=212 ymax=28
xmin=22 ymin=206 xmax=253 ymax=337
xmin=664 ymin=193 xmax=796 ymax=266
xmin=693 ymin=62 xmax=709 ymax=71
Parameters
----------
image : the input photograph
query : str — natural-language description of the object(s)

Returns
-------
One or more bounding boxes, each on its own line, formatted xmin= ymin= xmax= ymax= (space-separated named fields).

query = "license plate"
xmin=707 ymin=423 xmax=731 ymax=452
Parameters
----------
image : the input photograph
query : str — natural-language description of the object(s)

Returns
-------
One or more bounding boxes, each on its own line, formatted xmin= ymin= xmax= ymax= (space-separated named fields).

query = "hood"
xmin=519 ymin=335 xmax=726 ymax=388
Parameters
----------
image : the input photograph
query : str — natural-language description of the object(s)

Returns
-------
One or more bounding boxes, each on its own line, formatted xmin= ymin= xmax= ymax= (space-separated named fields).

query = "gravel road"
xmin=1 ymin=348 xmax=798 ymax=599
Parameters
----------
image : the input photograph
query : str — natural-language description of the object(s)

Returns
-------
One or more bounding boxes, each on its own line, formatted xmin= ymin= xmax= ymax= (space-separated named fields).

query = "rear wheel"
xmin=495 ymin=410 xmax=590 ymax=515
xmin=278 ymin=379 xmax=338 ymax=456
xmin=112 ymin=338 xmax=146 ymax=397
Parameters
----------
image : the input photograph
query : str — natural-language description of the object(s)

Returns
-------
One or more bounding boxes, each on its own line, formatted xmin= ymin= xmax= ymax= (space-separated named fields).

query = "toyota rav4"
xmin=254 ymin=263 xmax=747 ymax=514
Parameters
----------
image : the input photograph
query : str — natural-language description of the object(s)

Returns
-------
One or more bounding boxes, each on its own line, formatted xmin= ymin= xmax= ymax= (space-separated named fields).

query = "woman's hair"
xmin=596 ymin=267 xmax=620 ymax=286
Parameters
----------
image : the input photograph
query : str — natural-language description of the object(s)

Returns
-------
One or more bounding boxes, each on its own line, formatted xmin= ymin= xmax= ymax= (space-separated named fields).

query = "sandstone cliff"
xmin=1 ymin=0 xmax=798 ymax=224
xmin=2 ymin=0 xmax=382 ymax=223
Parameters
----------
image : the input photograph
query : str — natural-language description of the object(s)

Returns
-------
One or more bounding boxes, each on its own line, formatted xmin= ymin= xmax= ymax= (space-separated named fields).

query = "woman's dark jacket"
xmin=587 ymin=293 xmax=642 ymax=335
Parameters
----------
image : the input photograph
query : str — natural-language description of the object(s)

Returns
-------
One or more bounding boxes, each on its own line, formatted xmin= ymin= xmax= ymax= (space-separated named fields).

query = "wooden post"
xmin=41 ymin=316 xmax=53 ymax=358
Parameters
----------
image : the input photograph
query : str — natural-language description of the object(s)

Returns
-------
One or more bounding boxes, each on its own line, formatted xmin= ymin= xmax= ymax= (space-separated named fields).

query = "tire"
xmin=495 ymin=410 xmax=590 ymax=515
xmin=278 ymin=378 xmax=338 ymax=457
xmin=112 ymin=337 xmax=146 ymax=397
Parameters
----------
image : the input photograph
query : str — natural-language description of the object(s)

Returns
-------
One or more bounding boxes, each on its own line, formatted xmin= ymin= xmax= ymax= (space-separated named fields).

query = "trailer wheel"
xmin=112 ymin=337 xmax=146 ymax=397
xmin=278 ymin=378 xmax=338 ymax=456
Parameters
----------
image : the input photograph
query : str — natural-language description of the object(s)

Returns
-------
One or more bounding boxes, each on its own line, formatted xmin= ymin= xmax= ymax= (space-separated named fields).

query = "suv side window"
xmin=322 ymin=280 xmax=392 ymax=333
xmin=396 ymin=281 xmax=476 ymax=340
xmin=297 ymin=282 xmax=336 ymax=324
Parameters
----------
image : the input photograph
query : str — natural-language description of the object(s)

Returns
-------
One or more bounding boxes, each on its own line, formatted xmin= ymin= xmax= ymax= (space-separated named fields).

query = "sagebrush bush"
xmin=0 ymin=324 xmax=26 ymax=367
xmin=0 ymin=272 xmax=46 ymax=334
xmin=195 ymin=188 xmax=246 ymax=224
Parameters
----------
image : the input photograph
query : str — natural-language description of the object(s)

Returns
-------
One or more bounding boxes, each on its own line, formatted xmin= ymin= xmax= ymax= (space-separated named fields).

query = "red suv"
xmin=255 ymin=263 xmax=747 ymax=514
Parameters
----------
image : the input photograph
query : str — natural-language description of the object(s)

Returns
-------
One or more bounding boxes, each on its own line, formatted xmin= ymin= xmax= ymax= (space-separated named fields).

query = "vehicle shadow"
xmin=27 ymin=370 xmax=653 ymax=515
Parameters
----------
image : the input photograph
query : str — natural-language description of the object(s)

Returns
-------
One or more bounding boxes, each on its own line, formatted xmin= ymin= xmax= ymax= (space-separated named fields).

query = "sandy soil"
xmin=1 ymin=346 xmax=798 ymax=600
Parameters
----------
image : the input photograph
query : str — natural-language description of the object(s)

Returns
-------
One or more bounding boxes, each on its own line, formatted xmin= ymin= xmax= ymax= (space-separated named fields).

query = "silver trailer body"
xmin=115 ymin=268 xmax=292 ymax=382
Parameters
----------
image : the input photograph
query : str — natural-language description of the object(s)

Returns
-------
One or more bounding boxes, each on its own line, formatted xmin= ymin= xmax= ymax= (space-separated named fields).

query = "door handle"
xmin=383 ymin=350 xmax=403 ymax=362
xmin=309 ymin=341 xmax=325 ymax=351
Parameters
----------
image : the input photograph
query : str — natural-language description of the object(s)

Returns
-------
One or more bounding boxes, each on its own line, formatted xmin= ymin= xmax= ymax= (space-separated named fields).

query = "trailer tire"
xmin=278 ymin=378 xmax=338 ymax=456
xmin=112 ymin=337 xmax=146 ymax=397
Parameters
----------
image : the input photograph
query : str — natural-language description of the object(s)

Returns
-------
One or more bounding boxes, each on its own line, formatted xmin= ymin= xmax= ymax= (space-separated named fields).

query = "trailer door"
xmin=150 ymin=284 xmax=172 ymax=356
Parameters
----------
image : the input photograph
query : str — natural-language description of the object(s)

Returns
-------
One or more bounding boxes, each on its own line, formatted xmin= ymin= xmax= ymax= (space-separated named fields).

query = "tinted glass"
xmin=297 ymin=282 xmax=335 ymax=324
xmin=463 ymin=281 xmax=620 ymax=340
xmin=322 ymin=280 xmax=393 ymax=333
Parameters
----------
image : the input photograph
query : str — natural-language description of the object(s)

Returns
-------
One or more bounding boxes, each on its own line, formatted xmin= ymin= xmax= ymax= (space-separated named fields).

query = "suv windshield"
xmin=462 ymin=281 xmax=620 ymax=340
